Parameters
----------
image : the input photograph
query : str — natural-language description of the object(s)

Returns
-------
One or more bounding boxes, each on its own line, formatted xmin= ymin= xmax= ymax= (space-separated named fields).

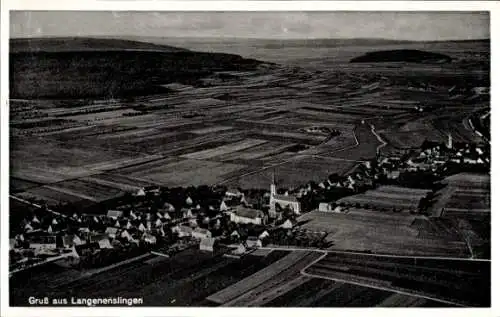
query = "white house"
xmin=245 ymin=236 xmax=262 ymax=248
xmin=281 ymin=219 xmax=294 ymax=229
xmin=142 ymin=233 xmax=157 ymax=244
xmin=229 ymin=206 xmax=265 ymax=225
xmin=105 ymin=227 xmax=119 ymax=239
xmin=318 ymin=202 xmax=333 ymax=212
xmin=172 ymin=225 xmax=193 ymax=238
xmin=192 ymin=228 xmax=212 ymax=240
xmin=199 ymin=237 xmax=216 ymax=252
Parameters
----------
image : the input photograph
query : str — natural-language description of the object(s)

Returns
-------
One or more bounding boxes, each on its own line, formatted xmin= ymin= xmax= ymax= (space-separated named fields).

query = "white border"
xmin=1 ymin=1 xmax=498 ymax=317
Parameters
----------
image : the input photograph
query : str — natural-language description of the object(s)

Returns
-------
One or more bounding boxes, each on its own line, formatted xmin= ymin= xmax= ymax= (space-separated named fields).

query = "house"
xmin=105 ymin=227 xmax=119 ymax=239
xmin=129 ymin=210 xmax=138 ymax=220
xmin=98 ymin=238 xmax=113 ymax=249
xmin=155 ymin=219 xmax=163 ymax=227
xmin=74 ymin=242 xmax=100 ymax=258
xmin=230 ymin=230 xmax=240 ymax=241
xmin=199 ymin=237 xmax=216 ymax=252
xmin=225 ymin=188 xmax=243 ymax=198
xmin=281 ymin=219 xmax=294 ymax=229
xmin=107 ymin=210 xmax=123 ymax=220
xmin=230 ymin=206 xmax=265 ymax=225
xmin=138 ymin=223 xmax=147 ymax=232
xmin=188 ymin=218 xmax=198 ymax=228
xmin=163 ymin=203 xmax=175 ymax=212
xmin=318 ymin=202 xmax=333 ymax=212
xmin=142 ymin=233 xmax=157 ymax=244
xmin=220 ymin=200 xmax=229 ymax=212
xmin=30 ymin=235 xmax=57 ymax=254
xmin=192 ymin=228 xmax=212 ymax=240
xmin=134 ymin=188 xmax=146 ymax=197
xmin=245 ymin=236 xmax=262 ymax=248
xmin=125 ymin=221 xmax=133 ymax=230
xmin=233 ymin=243 xmax=246 ymax=255
xmin=24 ymin=223 xmax=34 ymax=232
xmin=258 ymin=230 xmax=270 ymax=240
xmin=62 ymin=234 xmax=83 ymax=248
xmin=387 ymin=170 xmax=401 ymax=180
xmin=120 ymin=230 xmax=134 ymax=242
xmin=55 ymin=247 xmax=81 ymax=268
xmin=145 ymin=185 xmax=160 ymax=195
xmin=172 ymin=225 xmax=193 ymax=238
xmin=182 ymin=208 xmax=194 ymax=219
xmin=89 ymin=233 xmax=110 ymax=245
xmin=185 ymin=196 xmax=193 ymax=206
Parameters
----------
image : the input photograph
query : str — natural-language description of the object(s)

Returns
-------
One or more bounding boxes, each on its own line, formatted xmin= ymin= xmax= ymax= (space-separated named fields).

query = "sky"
xmin=10 ymin=11 xmax=489 ymax=41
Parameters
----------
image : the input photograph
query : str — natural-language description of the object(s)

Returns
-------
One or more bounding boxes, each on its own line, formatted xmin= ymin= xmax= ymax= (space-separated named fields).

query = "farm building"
xmin=199 ymin=237 xmax=216 ymax=252
xmin=229 ymin=205 xmax=266 ymax=225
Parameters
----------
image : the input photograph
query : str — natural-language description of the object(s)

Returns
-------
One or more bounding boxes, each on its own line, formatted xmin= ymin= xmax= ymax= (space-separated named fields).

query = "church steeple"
xmin=270 ymin=171 xmax=277 ymax=196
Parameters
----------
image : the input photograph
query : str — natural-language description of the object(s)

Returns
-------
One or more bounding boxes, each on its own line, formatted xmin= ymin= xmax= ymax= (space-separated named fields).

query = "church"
xmin=269 ymin=175 xmax=301 ymax=218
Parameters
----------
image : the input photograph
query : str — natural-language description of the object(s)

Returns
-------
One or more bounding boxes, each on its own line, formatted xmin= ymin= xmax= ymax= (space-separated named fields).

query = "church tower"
xmin=270 ymin=172 xmax=277 ymax=196
xmin=269 ymin=172 xmax=277 ymax=218
xmin=446 ymin=133 xmax=453 ymax=149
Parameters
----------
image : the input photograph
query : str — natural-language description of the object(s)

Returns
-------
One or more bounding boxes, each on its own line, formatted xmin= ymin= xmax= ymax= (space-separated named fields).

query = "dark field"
xmin=9 ymin=249 xmax=291 ymax=306
xmin=305 ymin=252 xmax=490 ymax=307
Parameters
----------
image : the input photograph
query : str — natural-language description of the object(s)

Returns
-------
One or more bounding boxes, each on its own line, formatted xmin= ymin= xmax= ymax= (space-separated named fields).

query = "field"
xmin=337 ymin=185 xmax=431 ymax=212
xmin=298 ymin=211 xmax=469 ymax=257
xmin=431 ymin=173 xmax=490 ymax=218
xmin=10 ymin=248 xmax=290 ymax=306
xmin=11 ymin=38 xmax=489 ymax=204
xmin=304 ymin=252 xmax=490 ymax=307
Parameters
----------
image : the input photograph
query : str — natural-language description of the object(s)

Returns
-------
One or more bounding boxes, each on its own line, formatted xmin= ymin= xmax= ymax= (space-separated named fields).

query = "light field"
xmin=181 ymin=139 xmax=268 ymax=160
xmin=298 ymin=211 xmax=468 ymax=257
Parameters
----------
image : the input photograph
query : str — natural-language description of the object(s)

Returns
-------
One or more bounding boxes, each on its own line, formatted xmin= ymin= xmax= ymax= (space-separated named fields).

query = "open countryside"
xmin=9 ymin=13 xmax=490 ymax=308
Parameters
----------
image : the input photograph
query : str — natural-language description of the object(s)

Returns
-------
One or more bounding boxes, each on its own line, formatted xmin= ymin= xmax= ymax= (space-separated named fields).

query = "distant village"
xmin=10 ymin=134 xmax=489 ymax=274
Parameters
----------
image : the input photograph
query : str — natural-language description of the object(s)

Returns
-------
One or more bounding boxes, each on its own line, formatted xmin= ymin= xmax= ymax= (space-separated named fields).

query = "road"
xmin=261 ymin=245 xmax=490 ymax=262
xmin=10 ymin=194 xmax=69 ymax=218
xmin=370 ymin=124 xmax=388 ymax=154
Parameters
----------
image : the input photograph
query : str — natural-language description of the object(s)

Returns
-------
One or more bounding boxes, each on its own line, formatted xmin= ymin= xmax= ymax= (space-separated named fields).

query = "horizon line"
xmin=9 ymin=35 xmax=491 ymax=42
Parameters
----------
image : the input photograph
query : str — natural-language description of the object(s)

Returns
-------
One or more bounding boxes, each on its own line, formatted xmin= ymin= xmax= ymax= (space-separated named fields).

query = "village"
xmin=9 ymin=134 xmax=490 ymax=274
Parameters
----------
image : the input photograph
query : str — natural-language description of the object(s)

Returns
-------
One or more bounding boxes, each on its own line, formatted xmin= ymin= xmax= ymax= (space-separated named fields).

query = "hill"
xmin=9 ymin=37 xmax=263 ymax=99
xmin=350 ymin=49 xmax=452 ymax=63
xmin=10 ymin=37 xmax=189 ymax=53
